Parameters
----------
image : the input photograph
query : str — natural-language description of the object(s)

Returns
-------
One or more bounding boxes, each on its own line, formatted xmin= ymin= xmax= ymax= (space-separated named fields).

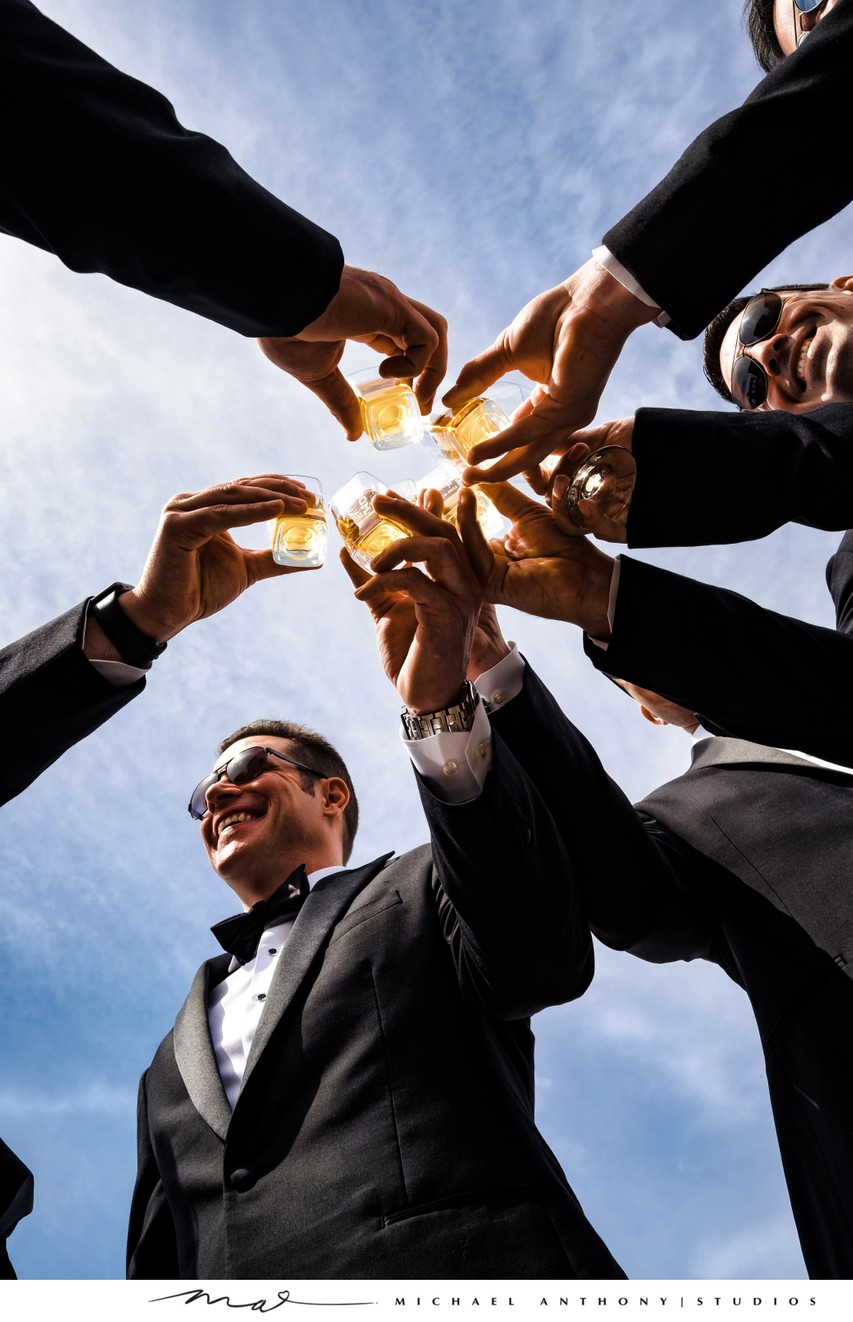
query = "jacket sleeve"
xmin=416 ymin=663 xmax=712 ymax=1015
xmin=126 ymin=1070 xmax=179 ymax=1280
xmin=603 ymin=3 xmax=853 ymax=339
xmin=0 ymin=0 xmax=343 ymax=337
xmin=0 ymin=599 xmax=145 ymax=806
xmin=487 ymin=664 xmax=713 ymax=963
xmin=584 ymin=555 xmax=853 ymax=766
xmin=415 ymin=693 xmax=594 ymax=1019
xmin=626 ymin=404 xmax=853 ymax=548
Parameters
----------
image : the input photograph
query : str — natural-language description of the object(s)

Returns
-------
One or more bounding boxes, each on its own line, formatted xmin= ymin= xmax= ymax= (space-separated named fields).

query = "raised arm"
xmin=451 ymin=2 xmax=853 ymax=484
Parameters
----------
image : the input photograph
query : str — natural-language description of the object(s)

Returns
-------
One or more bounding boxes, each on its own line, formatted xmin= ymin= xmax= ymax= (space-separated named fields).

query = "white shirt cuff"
xmin=592 ymin=246 xmax=671 ymax=329
xmin=404 ymin=698 xmax=494 ymax=803
xmin=89 ymin=658 xmax=149 ymax=686
xmin=472 ymin=641 xmax=525 ymax=710
xmin=403 ymin=646 xmax=529 ymax=803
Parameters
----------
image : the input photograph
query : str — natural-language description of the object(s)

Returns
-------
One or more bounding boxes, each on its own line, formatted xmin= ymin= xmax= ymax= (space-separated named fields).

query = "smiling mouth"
xmin=795 ymin=331 xmax=816 ymax=390
xmin=216 ymin=810 xmax=261 ymax=839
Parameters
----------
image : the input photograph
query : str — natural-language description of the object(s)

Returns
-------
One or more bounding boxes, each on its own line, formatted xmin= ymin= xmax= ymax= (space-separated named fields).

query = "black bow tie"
xmin=210 ymin=866 xmax=310 ymax=965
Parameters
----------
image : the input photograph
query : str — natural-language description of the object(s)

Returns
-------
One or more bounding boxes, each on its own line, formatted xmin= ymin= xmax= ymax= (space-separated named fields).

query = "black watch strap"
xmin=89 ymin=582 xmax=167 ymax=669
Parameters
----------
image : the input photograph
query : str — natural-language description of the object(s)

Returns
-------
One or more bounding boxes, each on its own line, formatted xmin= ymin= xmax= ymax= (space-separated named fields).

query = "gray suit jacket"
xmin=128 ymin=691 xmax=624 ymax=1281
xmin=635 ymin=737 xmax=853 ymax=978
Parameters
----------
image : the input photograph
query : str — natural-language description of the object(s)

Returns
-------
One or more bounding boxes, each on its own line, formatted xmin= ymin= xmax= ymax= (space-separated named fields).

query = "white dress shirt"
xmin=207 ymin=864 xmax=341 ymax=1110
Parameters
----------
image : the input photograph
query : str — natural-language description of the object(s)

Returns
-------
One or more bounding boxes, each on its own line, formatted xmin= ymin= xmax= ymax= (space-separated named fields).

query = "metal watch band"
xmin=89 ymin=582 xmax=167 ymax=669
xmin=401 ymin=681 xmax=479 ymax=741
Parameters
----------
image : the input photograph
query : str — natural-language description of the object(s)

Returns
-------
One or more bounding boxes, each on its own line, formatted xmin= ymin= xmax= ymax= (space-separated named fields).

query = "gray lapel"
xmin=173 ymin=954 xmax=233 ymax=1141
xmin=690 ymin=736 xmax=853 ymax=777
xmin=240 ymin=853 xmax=394 ymax=1091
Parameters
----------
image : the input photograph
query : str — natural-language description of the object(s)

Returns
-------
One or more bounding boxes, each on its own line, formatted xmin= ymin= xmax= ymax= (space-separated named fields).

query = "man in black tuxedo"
xmin=127 ymin=497 xmax=623 ymax=1281
xmin=453 ymin=484 xmax=853 ymax=1276
xmin=0 ymin=0 xmax=446 ymax=438
xmin=0 ymin=473 xmax=317 ymax=1274
xmin=441 ymin=0 xmax=853 ymax=483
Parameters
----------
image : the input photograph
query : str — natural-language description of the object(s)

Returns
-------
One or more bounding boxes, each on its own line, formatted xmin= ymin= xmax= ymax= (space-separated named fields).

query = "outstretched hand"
xmin=440 ymin=258 xmax=655 ymax=483
xmin=340 ymin=491 xmax=484 ymax=712
xmin=520 ymin=417 xmax=636 ymax=542
xmin=119 ymin=475 xmax=315 ymax=642
xmin=258 ymin=265 xmax=448 ymax=440
xmin=458 ymin=481 xmax=616 ymax=639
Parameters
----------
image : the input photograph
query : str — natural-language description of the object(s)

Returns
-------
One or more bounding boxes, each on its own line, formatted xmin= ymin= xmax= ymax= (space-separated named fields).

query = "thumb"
xmin=442 ymin=337 xmax=513 ymax=411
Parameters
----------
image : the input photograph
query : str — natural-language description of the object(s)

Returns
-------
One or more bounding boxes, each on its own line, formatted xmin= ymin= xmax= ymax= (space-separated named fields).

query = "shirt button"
xmin=477 ymin=742 xmax=489 ymax=760
xmin=442 ymin=760 xmax=459 ymax=777
xmin=492 ymin=690 xmax=505 ymax=706
xmin=268 ymin=949 xmax=277 ymax=955
xmin=257 ymin=993 xmax=266 ymax=1001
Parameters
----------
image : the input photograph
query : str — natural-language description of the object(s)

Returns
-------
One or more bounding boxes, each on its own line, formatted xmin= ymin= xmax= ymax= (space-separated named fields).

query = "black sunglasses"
xmin=794 ymin=0 xmax=828 ymax=48
xmin=189 ymin=745 xmax=326 ymax=820
xmin=729 ymin=291 xmax=784 ymax=411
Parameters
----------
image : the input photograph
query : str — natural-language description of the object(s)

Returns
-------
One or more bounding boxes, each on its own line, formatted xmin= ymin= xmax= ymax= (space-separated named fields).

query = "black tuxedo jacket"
xmin=127 ymin=673 xmax=623 ymax=1281
xmin=0 ymin=598 xmax=145 ymax=1267
xmin=627 ymin=404 xmax=853 ymax=549
xmin=584 ymin=549 xmax=853 ymax=766
xmin=0 ymin=1138 xmax=33 ymax=1280
xmin=0 ymin=599 xmax=145 ymax=808
xmin=0 ymin=0 xmax=343 ymax=336
xmin=494 ymin=665 xmax=853 ymax=1278
xmin=604 ymin=1 xmax=853 ymax=338
xmin=579 ymin=404 xmax=853 ymax=762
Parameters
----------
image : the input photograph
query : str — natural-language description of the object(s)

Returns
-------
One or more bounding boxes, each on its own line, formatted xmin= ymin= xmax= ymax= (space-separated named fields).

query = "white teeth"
xmin=218 ymin=811 xmax=257 ymax=835
xmin=797 ymin=335 xmax=814 ymax=384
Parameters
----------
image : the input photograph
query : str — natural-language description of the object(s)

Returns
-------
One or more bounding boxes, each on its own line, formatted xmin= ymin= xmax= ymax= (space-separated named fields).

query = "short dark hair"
xmin=217 ymin=720 xmax=360 ymax=864
xmin=744 ymin=0 xmax=784 ymax=72
xmin=702 ymin=283 xmax=831 ymax=406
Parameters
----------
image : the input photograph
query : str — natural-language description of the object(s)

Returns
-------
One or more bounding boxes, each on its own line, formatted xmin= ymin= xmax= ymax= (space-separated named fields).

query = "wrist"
xmin=401 ymin=681 xmax=480 ymax=739
xmin=88 ymin=583 xmax=168 ymax=668
xmin=467 ymin=638 xmax=511 ymax=679
xmin=118 ymin=588 xmax=177 ymax=644
xmin=587 ymin=254 xmax=661 ymax=330
xmin=577 ymin=260 xmax=659 ymax=335
xmin=577 ymin=550 xmax=616 ymax=640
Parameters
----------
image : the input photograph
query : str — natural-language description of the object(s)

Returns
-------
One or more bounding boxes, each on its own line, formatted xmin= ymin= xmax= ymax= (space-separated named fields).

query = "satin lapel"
xmin=173 ymin=954 xmax=233 ymax=1142
xmin=240 ymin=853 xmax=393 ymax=1091
xmin=690 ymin=736 xmax=853 ymax=777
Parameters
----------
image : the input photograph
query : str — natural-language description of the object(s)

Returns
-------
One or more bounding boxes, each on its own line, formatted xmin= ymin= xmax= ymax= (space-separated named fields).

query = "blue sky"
xmin=0 ymin=0 xmax=849 ymax=1286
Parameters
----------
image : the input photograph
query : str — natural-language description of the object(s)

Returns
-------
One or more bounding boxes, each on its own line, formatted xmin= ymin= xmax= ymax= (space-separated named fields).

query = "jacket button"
xmin=228 ymin=1166 xmax=257 ymax=1192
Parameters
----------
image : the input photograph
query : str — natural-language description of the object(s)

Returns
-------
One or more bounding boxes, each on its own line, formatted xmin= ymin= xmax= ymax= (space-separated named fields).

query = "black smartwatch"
xmin=89 ymin=582 xmax=167 ymax=669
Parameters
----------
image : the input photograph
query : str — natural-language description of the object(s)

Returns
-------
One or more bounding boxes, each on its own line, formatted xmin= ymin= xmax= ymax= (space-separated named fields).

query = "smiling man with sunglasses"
xmin=126 ymin=495 xmax=623 ymax=1283
xmin=0 ymin=471 xmax=321 ymax=1276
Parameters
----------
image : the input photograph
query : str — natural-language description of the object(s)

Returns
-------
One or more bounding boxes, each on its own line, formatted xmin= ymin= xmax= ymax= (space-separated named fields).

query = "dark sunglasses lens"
xmin=188 ymin=747 xmax=269 ymax=819
xmin=739 ymin=293 xmax=782 ymax=347
xmin=189 ymin=776 xmax=215 ymax=820
xmin=731 ymin=356 xmax=768 ymax=411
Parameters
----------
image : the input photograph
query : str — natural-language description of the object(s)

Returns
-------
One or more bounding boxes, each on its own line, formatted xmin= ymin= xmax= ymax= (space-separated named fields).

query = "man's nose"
xmin=747 ymin=333 xmax=789 ymax=383
xmin=205 ymin=774 xmax=240 ymax=813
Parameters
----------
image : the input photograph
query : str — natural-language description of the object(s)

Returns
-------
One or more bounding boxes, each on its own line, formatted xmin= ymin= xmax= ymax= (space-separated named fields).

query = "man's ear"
xmin=639 ymin=705 xmax=667 ymax=728
xmin=322 ymin=776 xmax=350 ymax=818
xmin=830 ymin=275 xmax=853 ymax=292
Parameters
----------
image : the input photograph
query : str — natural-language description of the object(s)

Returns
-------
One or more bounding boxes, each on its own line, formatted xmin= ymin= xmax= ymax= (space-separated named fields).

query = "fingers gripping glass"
xmin=189 ymin=746 xmax=326 ymax=820
xmin=730 ymin=291 xmax=783 ymax=411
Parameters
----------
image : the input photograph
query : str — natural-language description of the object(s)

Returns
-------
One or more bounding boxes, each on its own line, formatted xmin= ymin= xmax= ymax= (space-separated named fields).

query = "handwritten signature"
xmin=150 ymin=1289 xmax=376 ymax=1312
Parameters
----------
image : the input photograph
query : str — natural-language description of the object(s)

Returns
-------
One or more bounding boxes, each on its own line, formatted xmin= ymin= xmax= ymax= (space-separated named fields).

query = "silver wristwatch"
xmin=401 ymin=681 xmax=480 ymax=740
